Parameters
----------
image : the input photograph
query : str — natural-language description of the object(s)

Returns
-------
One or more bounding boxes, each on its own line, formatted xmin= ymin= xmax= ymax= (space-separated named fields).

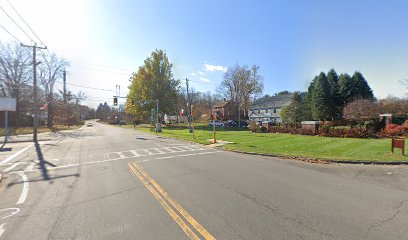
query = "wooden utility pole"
xmin=186 ymin=78 xmax=192 ymax=132
xmin=63 ymin=69 xmax=67 ymax=104
xmin=21 ymin=43 xmax=46 ymax=142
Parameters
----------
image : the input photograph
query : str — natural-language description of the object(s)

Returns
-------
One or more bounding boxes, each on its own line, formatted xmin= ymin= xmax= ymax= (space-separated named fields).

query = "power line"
xmin=55 ymin=80 xmax=115 ymax=92
xmin=0 ymin=6 xmax=35 ymax=43
xmin=0 ymin=23 xmax=21 ymax=42
xmin=6 ymin=0 xmax=46 ymax=47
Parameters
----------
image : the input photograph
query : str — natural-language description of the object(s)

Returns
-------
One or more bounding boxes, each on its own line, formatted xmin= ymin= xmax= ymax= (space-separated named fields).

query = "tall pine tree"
xmin=311 ymin=72 xmax=332 ymax=120
xmin=338 ymin=73 xmax=353 ymax=104
xmin=327 ymin=69 xmax=341 ymax=119
xmin=352 ymin=71 xmax=374 ymax=100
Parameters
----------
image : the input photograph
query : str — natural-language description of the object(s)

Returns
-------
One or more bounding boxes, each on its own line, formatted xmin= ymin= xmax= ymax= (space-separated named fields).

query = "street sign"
xmin=0 ymin=97 xmax=16 ymax=111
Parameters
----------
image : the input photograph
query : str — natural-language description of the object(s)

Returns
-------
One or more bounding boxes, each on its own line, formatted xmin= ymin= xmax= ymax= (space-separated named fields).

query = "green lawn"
xmin=131 ymin=125 xmax=407 ymax=162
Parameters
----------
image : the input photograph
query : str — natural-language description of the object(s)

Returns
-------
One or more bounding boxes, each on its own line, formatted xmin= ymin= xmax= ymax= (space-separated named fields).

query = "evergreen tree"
xmin=327 ymin=69 xmax=341 ymax=119
xmin=280 ymin=91 xmax=305 ymax=123
xmin=338 ymin=73 xmax=353 ymax=104
xmin=311 ymin=72 xmax=332 ymax=120
xmin=352 ymin=71 xmax=374 ymax=100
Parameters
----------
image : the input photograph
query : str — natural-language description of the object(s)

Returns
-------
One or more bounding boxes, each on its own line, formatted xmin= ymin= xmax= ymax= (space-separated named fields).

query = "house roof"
xmin=213 ymin=101 xmax=231 ymax=108
xmin=250 ymin=94 xmax=293 ymax=109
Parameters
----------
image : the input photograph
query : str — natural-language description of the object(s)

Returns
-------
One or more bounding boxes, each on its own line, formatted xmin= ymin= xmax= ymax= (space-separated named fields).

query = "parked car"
xmin=237 ymin=120 xmax=249 ymax=128
xmin=209 ymin=120 xmax=224 ymax=127
xmin=87 ymin=122 xmax=93 ymax=127
xmin=225 ymin=120 xmax=237 ymax=128
xmin=224 ymin=120 xmax=248 ymax=128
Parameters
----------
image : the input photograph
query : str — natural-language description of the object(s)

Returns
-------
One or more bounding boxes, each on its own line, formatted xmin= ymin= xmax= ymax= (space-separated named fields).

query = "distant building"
xmin=249 ymin=94 xmax=293 ymax=123
xmin=212 ymin=100 xmax=236 ymax=120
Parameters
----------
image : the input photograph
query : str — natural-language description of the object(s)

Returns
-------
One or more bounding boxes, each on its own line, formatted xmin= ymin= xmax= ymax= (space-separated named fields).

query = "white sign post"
xmin=0 ymin=97 xmax=17 ymax=143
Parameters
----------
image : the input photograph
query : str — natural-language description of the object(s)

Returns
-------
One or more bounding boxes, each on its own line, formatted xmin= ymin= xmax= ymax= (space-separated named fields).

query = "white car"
xmin=87 ymin=122 xmax=93 ymax=127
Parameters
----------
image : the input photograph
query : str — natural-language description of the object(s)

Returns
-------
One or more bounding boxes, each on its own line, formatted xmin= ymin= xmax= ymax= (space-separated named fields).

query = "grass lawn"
xmin=128 ymin=124 xmax=408 ymax=163
xmin=0 ymin=124 xmax=83 ymax=136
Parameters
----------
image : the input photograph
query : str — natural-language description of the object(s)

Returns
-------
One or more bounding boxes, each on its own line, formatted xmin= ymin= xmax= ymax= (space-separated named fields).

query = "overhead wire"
xmin=0 ymin=6 xmax=35 ymax=43
xmin=6 ymin=0 xmax=46 ymax=47
xmin=55 ymin=80 xmax=115 ymax=92
xmin=0 ymin=23 xmax=21 ymax=42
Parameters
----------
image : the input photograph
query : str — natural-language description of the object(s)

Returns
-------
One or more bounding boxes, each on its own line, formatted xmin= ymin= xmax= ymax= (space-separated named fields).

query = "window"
xmin=273 ymin=108 xmax=277 ymax=113
xmin=258 ymin=110 xmax=260 ymax=114
xmin=265 ymin=109 xmax=268 ymax=113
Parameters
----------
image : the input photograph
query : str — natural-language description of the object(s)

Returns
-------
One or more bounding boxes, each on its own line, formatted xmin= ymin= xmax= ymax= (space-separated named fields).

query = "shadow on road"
xmin=34 ymin=140 xmax=57 ymax=181
xmin=6 ymin=140 xmax=79 ymax=188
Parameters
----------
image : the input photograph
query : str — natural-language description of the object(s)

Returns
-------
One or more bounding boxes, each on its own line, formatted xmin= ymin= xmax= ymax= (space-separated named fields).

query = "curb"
xmin=133 ymin=130 xmax=408 ymax=166
xmin=224 ymin=149 xmax=408 ymax=165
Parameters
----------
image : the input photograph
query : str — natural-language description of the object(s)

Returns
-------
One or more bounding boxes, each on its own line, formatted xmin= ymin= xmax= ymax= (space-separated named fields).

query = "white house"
xmin=249 ymin=94 xmax=293 ymax=123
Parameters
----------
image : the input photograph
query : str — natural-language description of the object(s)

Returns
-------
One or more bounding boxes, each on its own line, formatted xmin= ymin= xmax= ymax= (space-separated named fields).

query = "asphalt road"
xmin=0 ymin=121 xmax=407 ymax=239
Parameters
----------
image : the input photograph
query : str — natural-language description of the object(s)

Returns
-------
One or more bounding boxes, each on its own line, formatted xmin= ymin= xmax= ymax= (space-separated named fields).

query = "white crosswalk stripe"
xmin=3 ymin=162 xmax=21 ymax=172
xmin=0 ymin=145 xmax=211 ymax=173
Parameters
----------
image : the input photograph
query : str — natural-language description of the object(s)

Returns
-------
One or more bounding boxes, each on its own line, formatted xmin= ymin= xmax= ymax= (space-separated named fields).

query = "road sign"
xmin=0 ymin=97 xmax=16 ymax=111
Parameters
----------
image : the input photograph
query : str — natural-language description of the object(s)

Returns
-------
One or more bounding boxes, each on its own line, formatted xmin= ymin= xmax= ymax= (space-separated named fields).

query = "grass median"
xmin=130 ymin=124 xmax=407 ymax=163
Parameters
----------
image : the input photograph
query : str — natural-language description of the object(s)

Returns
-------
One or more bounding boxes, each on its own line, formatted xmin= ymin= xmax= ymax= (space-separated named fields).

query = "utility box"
xmin=301 ymin=121 xmax=321 ymax=135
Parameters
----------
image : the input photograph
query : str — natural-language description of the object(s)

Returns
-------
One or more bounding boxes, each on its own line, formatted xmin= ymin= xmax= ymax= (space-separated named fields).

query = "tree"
xmin=0 ymin=41 xmax=32 ymax=127
xmin=339 ymin=72 xmax=373 ymax=104
xmin=280 ymin=92 xmax=306 ymax=123
xmin=311 ymin=72 xmax=332 ymax=120
xmin=338 ymin=73 xmax=353 ymax=104
xmin=274 ymin=90 xmax=291 ymax=96
xmin=126 ymin=49 xmax=180 ymax=120
xmin=351 ymin=71 xmax=374 ymax=100
xmin=327 ymin=69 xmax=342 ymax=118
xmin=217 ymin=63 xmax=263 ymax=118
xmin=343 ymin=99 xmax=380 ymax=121
xmin=38 ymin=53 xmax=69 ymax=127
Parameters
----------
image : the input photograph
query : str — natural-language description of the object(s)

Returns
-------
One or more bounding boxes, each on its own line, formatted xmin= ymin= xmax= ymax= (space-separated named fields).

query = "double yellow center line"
xmin=128 ymin=161 xmax=215 ymax=240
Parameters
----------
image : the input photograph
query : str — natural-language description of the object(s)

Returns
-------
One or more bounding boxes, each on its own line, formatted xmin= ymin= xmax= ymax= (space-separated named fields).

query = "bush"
xmin=249 ymin=121 xmax=259 ymax=132
xmin=319 ymin=126 xmax=372 ymax=138
xmin=268 ymin=126 xmax=314 ymax=135
xmin=362 ymin=119 xmax=385 ymax=133
xmin=256 ymin=126 xmax=268 ymax=133
xmin=381 ymin=124 xmax=408 ymax=137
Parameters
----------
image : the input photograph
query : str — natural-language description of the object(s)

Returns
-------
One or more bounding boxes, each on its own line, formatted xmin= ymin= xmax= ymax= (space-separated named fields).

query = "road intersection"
xmin=0 ymin=121 xmax=407 ymax=239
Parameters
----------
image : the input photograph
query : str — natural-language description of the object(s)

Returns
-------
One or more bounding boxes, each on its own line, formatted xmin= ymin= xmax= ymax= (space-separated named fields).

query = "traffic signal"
xmin=113 ymin=97 xmax=118 ymax=106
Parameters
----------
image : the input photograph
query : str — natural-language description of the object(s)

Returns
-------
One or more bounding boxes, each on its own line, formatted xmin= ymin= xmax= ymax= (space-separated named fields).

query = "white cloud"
xmin=190 ymin=73 xmax=196 ymax=76
xmin=204 ymin=63 xmax=227 ymax=72
xmin=200 ymin=77 xmax=210 ymax=83
xmin=198 ymin=71 xmax=205 ymax=75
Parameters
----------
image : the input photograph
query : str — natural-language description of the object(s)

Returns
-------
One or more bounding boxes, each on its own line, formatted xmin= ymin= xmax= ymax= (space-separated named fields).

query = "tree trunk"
xmin=47 ymin=97 xmax=53 ymax=128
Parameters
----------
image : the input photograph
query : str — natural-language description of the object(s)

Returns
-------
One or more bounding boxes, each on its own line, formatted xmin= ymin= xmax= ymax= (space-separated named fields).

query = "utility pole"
xmin=21 ymin=43 xmax=46 ymax=142
xmin=63 ymin=69 xmax=67 ymax=104
xmin=237 ymin=81 xmax=241 ymax=128
xmin=186 ymin=78 xmax=192 ymax=132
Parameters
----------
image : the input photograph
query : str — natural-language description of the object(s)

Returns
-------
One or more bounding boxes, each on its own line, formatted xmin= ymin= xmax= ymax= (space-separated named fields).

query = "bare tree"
xmin=217 ymin=64 xmax=263 ymax=118
xmin=343 ymin=99 xmax=380 ymax=121
xmin=38 ymin=53 xmax=69 ymax=127
xmin=0 ymin=41 xmax=32 ymax=126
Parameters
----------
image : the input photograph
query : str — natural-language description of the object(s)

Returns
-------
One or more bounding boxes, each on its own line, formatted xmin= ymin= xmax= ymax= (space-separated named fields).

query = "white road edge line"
xmin=0 ymin=223 xmax=5 ymax=237
xmin=16 ymin=172 xmax=29 ymax=205
xmin=0 ymin=144 xmax=32 ymax=164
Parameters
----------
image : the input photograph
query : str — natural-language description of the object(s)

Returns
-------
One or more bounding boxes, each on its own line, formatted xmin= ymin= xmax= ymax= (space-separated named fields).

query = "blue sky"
xmin=2 ymin=0 xmax=408 ymax=107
